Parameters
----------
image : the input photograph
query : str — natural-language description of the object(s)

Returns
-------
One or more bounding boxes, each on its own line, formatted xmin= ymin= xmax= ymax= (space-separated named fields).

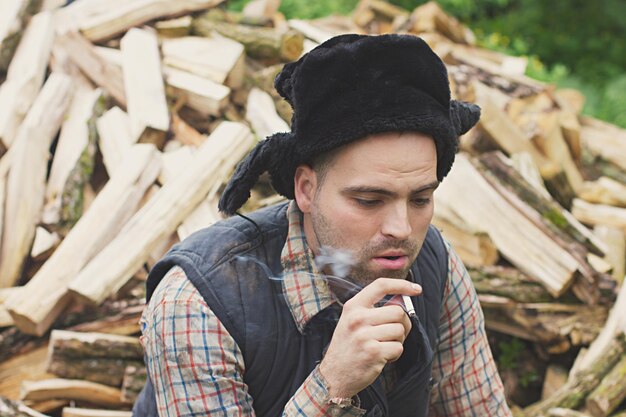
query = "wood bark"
xmin=7 ymin=145 xmax=162 ymax=336
xmin=120 ymin=365 xmax=146 ymax=404
xmin=192 ymin=13 xmax=304 ymax=62
xmin=0 ymin=0 xmax=38 ymax=72
xmin=585 ymin=354 xmax=626 ymax=417
xmin=0 ymin=72 xmax=73 ymax=289
xmin=46 ymin=330 xmax=143 ymax=387
xmin=68 ymin=122 xmax=254 ymax=305
xmin=0 ymin=11 xmax=53 ymax=149
xmin=522 ymin=335 xmax=626 ymax=416
xmin=0 ymin=397 xmax=49 ymax=417
xmin=121 ymin=28 xmax=169 ymax=147
xmin=43 ymin=88 xmax=105 ymax=232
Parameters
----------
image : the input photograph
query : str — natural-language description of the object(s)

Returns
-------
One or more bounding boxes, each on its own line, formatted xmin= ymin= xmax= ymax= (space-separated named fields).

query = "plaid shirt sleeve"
xmin=428 ymin=242 xmax=512 ymax=416
xmin=140 ymin=266 xmax=365 ymax=417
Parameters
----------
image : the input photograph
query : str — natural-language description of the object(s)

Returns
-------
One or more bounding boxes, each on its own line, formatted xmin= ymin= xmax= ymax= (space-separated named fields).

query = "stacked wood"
xmin=0 ymin=0 xmax=625 ymax=414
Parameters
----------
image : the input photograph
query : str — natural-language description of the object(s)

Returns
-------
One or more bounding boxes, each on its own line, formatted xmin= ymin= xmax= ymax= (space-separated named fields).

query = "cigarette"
xmin=402 ymin=295 xmax=416 ymax=317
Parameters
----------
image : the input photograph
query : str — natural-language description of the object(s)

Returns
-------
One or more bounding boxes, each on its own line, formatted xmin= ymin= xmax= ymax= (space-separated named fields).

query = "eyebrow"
xmin=341 ymin=180 xmax=440 ymax=198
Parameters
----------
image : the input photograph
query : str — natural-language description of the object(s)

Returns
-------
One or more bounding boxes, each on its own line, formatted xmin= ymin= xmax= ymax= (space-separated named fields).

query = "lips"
xmin=372 ymin=252 xmax=409 ymax=270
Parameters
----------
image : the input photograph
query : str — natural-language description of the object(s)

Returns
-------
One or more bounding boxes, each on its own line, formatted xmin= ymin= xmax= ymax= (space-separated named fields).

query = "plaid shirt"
xmin=140 ymin=202 xmax=511 ymax=416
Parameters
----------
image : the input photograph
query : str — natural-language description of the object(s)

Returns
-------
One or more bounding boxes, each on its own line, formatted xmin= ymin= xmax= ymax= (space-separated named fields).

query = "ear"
xmin=293 ymin=164 xmax=317 ymax=213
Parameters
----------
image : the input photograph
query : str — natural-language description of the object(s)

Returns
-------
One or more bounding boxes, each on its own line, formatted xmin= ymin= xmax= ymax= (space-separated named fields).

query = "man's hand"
xmin=319 ymin=278 xmax=422 ymax=399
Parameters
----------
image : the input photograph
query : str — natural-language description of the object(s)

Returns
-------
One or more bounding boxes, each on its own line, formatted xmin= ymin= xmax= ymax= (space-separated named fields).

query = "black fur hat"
xmin=219 ymin=33 xmax=480 ymax=215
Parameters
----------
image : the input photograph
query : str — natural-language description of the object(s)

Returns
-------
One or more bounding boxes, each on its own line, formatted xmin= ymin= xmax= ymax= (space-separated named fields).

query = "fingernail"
xmin=412 ymin=283 xmax=422 ymax=291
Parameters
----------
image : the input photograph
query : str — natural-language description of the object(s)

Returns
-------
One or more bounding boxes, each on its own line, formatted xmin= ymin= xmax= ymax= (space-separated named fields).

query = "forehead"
xmin=324 ymin=131 xmax=437 ymax=184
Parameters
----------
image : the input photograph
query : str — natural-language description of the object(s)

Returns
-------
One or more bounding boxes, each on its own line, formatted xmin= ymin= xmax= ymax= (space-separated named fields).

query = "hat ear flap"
xmin=218 ymin=136 xmax=275 ymax=215
xmin=450 ymin=100 xmax=481 ymax=136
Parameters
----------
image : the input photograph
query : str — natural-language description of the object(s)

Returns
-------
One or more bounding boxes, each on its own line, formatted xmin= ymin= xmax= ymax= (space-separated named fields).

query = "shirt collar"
xmin=280 ymin=201 xmax=336 ymax=333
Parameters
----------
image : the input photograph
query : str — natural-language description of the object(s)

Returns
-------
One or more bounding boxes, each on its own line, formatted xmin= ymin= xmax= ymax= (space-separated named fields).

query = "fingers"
xmin=347 ymin=278 xmax=422 ymax=308
xmin=369 ymin=322 xmax=407 ymax=342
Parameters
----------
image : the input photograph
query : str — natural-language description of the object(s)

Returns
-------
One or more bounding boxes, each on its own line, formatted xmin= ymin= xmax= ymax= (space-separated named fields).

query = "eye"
xmin=412 ymin=198 xmax=431 ymax=207
xmin=355 ymin=198 xmax=382 ymax=207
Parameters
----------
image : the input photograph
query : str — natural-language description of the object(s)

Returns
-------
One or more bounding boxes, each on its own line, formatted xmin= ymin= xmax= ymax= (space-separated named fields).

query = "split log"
xmin=20 ymin=379 xmax=128 ymax=408
xmin=120 ymin=365 xmax=146 ymax=404
xmin=161 ymin=36 xmax=245 ymax=89
xmin=0 ymin=0 xmax=36 ymax=71
xmin=170 ymin=112 xmax=206 ymax=147
xmin=249 ymin=64 xmax=292 ymax=123
xmin=62 ymin=408 xmax=132 ymax=417
xmin=559 ymin=110 xmax=582 ymax=162
xmin=0 ymin=287 xmax=22 ymax=328
xmin=42 ymin=87 xmax=105 ymax=231
xmin=408 ymin=1 xmax=474 ymax=44
xmin=585 ymin=353 xmax=626 ymax=417
xmin=572 ymin=199 xmax=626 ymax=233
xmin=56 ymin=31 xmax=125 ymax=107
xmin=479 ymin=152 xmax=606 ymax=256
xmin=547 ymin=409 xmax=592 ymax=417
xmin=242 ymin=0 xmax=280 ymax=20
xmin=580 ymin=117 xmax=626 ymax=172
xmin=510 ymin=151 xmax=552 ymax=198
xmin=0 ymin=397 xmax=49 ymax=417
xmin=121 ymin=28 xmax=169 ymax=147
xmin=474 ymin=91 xmax=557 ymax=178
xmin=157 ymin=144 xmax=221 ymax=239
xmin=432 ymin=203 xmax=498 ymax=268
xmin=0 ymin=347 xmax=53 ymax=401
xmin=30 ymin=227 xmax=60 ymax=262
xmin=533 ymin=111 xmax=584 ymax=195
xmin=68 ymin=121 xmax=255 ymax=305
xmin=436 ymin=153 xmax=581 ymax=298
xmin=154 ymin=15 xmax=193 ymax=38
xmin=96 ymin=107 xmax=134 ymax=177
xmin=542 ymin=365 xmax=569 ymax=400
xmin=570 ymin=277 xmax=626 ymax=378
xmin=7 ymin=145 xmax=162 ymax=336
xmin=0 ymin=11 xmax=54 ymax=149
xmin=246 ymin=87 xmax=290 ymax=140
xmin=469 ymin=266 xmax=552 ymax=304
xmin=287 ymin=19 xmax=336 ymax=43
xmin=579 ymin=177 xmax=626 ymax=208
xmin=164 ymin=67 xmax=231 ymax=116
xmin=192 ymin=13 xmax=304 ymax=62
xmin=477 ymin=153 xmax=606 ymax=303
xmin=593 ymin=226 xmax=625 ymax=283
xmin=554 ymin=88 xmax=585 ymax=115
xmin=46 ymin=330 xmax=143 ymax=387
xmin=55 ymin=0 xmax=225 ymax=43
xmin=522 ymin=335 xmax=626 ymax=416
xmin=0 ymin=72 xmax=73 ymax=289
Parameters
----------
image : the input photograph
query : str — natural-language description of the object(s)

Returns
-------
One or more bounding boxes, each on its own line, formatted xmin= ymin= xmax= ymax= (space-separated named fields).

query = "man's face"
xmin=295 ymin=131 xmax=439 ymax=287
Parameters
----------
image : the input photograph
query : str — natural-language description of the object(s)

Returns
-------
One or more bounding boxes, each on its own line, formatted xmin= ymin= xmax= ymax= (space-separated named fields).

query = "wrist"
xmin=318 ymin=360 xmax=354 ymax=398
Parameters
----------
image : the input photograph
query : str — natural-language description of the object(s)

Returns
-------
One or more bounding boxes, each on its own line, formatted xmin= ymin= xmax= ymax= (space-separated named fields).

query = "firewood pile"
xmin=0 ymin=0 xmax=625 ymax=415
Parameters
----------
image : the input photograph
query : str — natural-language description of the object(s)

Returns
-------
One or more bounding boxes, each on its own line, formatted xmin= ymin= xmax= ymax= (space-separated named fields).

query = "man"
xmin=134 ymin=34 xmax=511 ymax=416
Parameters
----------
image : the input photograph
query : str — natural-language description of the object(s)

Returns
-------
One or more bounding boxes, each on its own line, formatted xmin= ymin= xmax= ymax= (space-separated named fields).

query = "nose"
xmin=380 ymin=203 xmax=412 ymax=240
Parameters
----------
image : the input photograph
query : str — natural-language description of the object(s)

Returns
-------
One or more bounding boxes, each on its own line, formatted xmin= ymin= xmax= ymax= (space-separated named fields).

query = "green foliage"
xmin=497 ymin=338 xmax=524 ymax=371
xmin=226 ymin=0 xmax=359 ymax=19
